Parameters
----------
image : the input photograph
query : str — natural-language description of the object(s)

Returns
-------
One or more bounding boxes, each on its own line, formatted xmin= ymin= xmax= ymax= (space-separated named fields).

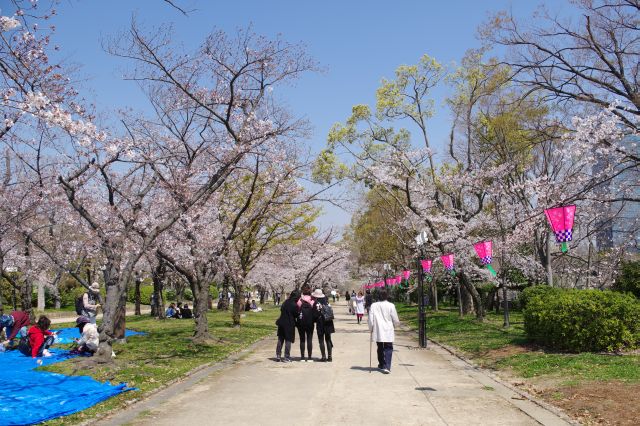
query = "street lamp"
xmin=383 ymin=263 xmax=391 ymax=294
xmin=415 ymin=231 xmax=428 ymax=348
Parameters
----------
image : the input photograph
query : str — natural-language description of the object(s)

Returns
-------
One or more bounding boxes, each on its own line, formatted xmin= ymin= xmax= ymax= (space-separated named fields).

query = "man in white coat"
xmin=368 ymin=290 xmax=400 ymax=374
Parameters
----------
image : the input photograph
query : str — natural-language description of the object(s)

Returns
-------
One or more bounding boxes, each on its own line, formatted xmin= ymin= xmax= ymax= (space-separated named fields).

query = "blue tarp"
xmin=0 ymin=328 xmax=140 ymax=425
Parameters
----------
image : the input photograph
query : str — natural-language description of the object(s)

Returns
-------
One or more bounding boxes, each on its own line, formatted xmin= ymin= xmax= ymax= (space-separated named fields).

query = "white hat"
xmin=89 ymin=282 xmax=100 ymax=292
xmin=311 ymin=289 xmax=325 ymax=298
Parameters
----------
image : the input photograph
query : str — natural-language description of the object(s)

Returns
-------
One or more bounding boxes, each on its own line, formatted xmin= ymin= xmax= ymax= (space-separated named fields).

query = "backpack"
xmin=298 ymin=299 xmax=314 ymax=327
xmin=321 ymin=303 xmax=334 ymax=321
xmin=75 ymin=293 xmax=85 ymax=315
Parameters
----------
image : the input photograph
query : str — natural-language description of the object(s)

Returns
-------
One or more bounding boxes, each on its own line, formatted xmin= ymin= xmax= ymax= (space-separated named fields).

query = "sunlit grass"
xmin=41 ymin=306 xmax=279 ymax=425
xmin=397 ymin=303 xmax=640 ymax=385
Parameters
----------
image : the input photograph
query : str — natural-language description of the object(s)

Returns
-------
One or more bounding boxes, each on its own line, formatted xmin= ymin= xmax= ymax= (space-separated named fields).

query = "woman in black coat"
xmin=275 ymin=291 xmax=299 ymax=362
xmin=312 ymin=289 xmax=335 ymax=362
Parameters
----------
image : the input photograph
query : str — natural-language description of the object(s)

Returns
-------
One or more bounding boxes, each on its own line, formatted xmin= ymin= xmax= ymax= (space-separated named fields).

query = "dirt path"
xmin=98 ymin=301 xmax=572 ymax=426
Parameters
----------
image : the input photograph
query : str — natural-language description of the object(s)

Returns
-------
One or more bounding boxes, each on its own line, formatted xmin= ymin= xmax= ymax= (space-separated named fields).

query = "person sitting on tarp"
xmin=19 ymin=315 xmax=57 ymax=358
xmin=71 ymin=316 xmax=99 ymax=355
xmin=1 ymin=311 xmax=31 ymax=349
xmin=181 ymin=304 xmax=193 ymax=319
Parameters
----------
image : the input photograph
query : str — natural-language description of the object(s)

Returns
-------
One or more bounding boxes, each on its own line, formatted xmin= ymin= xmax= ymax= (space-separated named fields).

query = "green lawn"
xmin=396 ymin=304 xmax=640 ymax=385
xmin=41 ymin=306 xmax=279 ymax=425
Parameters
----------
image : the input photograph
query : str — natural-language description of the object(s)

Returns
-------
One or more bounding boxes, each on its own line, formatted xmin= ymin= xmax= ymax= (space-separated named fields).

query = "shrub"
xmin=127 ymin=285 xmax=167 ymax=305
xmin=523 ymin=287 xmax=640 ymax=352
xmin=519 ymin=285 xmax=560 ymax=309
xmin=613 ymin=260 xmax=640 ymax=298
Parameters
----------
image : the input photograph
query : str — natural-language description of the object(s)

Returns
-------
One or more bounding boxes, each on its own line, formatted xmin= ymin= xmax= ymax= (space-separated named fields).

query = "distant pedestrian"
xmin=312 ymin=289 xmax=335 ymax=362
xmin=368 ymin=290 xmax=400 ymax=374
xmin=365 ymin=289 xmax=373 ymax=314
xmin=296 ymin=284 xmax=316 ymax=362
xmin=276 ymin=291 xmax=299 ymax=362
xmin=330 ymin=289 xmax=336 ymax=303
xmin=345 ymin=291 xmax=351 ymax=314
xmin=355 ymin=292 xmax=365 ymax=324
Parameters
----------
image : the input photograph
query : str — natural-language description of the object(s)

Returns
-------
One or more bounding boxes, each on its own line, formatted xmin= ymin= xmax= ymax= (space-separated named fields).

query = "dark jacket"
xmin=276 ymin=298 xmax=298 ymax=342
xmin=314 ymin=297 xmax=335 ymax=335
xmin=365 ymin=294 xmax=373 ymax=309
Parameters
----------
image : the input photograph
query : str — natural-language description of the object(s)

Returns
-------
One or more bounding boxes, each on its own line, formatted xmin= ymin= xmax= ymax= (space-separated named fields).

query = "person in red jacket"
xmin=19 ymin=315 xmax=56 ymax=358
xmin=1 ymin=311 xmax=31 ymax=348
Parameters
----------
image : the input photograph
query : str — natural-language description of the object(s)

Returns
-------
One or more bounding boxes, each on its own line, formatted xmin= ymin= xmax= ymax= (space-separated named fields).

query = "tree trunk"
xmin=459 ymin=272 xmax=484 ymax=321
xmin=192 ymin=278 xmax=212 ymax=342
xmin=461 ymin=282 xmax=473 ymax=314
xmin=151 ymin=260 xmax=166 ymax=319
xmin=51 ymin=271 xmax=62 ymax=309
xmin=232 ymin=284 xmax=242 ymax=327
xmin=96 ymin=271 xmax=128 ymax=362
xmin=37 ymin=281 xmax=45 ymax=311
xmin=22 ymin=238 xmax=34 ymax=321
xmin=134 ymin=278 xmax=141 ymax=315
xmin=217 ymin=275 xmax=230 ymax=310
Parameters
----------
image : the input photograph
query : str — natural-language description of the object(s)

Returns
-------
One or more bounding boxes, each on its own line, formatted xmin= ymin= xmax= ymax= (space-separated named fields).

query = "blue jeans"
xmin=376 ymin=342 xmax=393 ymax=370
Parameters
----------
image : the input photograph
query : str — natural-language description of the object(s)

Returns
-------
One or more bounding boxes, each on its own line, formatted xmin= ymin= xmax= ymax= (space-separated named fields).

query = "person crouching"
xmin=19 ymin=315 xmax=56 ymax=358
xmin=72 ymin=316 xmax=99 ymax=355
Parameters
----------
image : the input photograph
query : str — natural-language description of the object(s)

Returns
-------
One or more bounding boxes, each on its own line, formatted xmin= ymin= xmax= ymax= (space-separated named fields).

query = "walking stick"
xmin=369 ymin=331 xmax=372 ymax=373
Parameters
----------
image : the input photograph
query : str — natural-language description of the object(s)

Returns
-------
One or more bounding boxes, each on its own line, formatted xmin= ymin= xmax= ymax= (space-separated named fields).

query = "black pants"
xmin=317 ymin=331 xmax=333 ymax=359
xmin=376 ymin=342 xmax=393 ymax=370
xmin=19 ymin=335 xmax=54 ymax=357
xmin=298 ymin=327 xmax=313 ymax=358
xmin=276 ymin=336 xmax=291 ymax=358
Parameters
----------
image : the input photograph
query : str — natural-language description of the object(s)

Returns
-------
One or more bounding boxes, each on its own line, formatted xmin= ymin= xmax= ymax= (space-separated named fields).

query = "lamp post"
xmin=415 ymin=231 xmax=428 ymax=348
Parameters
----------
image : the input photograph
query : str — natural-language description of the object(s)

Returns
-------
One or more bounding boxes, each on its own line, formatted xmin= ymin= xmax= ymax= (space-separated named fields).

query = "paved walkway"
xmin=102 ymin=301 xmax=571 ymax=426
xmin=50 ymin=307 xmax=151 ymax=324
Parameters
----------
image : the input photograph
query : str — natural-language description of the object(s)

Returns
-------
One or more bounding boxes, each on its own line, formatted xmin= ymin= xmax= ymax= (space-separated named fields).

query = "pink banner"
xmin=441 ymin=253 xmax=454 ymax=270
xmin=544 ymin=205 xmax=576 ymax=243
xmin=402 ymin=270 xmax=411 ymax=280
xmin=473 ymin=241 xmax=493 ymax=265
xmin=420 ymin=259 xmax=432 ymax=273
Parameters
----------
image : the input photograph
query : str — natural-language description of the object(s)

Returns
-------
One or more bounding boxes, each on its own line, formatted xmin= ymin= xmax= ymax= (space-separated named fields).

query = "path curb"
xmin=85 ymin=332 xmax=277 ymax=426
xmin=398 ymin=323 xmax=580 ymax=426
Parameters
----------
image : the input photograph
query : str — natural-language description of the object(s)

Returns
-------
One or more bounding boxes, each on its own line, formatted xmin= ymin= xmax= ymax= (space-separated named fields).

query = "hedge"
xmin=523 ymin=286 xmax=640 ymax=352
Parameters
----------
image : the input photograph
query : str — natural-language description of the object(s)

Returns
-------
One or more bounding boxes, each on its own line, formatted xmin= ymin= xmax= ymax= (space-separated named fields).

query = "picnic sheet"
xmin=0 ymin=327 xmax=140 ymax=425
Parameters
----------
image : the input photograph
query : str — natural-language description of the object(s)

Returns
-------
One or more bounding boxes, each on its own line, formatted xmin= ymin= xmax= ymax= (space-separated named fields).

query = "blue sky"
xmin=13 ymin=0 xmax=548 ymax=228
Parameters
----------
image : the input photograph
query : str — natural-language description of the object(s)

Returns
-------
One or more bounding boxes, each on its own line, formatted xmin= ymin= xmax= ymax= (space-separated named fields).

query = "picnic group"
xmin=0 ymin=282 xmax=104 ymax=360
xmin=275 ymin=285 xmax=400 ymax=374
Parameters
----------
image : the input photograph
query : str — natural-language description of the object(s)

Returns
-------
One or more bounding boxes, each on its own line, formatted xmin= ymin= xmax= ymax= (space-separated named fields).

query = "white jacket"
xmin=368 ymin=300 xmax=400 ymax=343
xmin=78 ymin=323 xmax=99 ymax=351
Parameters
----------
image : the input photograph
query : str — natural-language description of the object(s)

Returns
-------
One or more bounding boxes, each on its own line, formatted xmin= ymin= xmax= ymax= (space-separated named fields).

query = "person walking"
xmin=312 ymin=289 xmax=335 ymax=362
xmin=354 ymin=291 xmax=365 ymax=324
xmin=345 ymin=291 xmax=351 ymax=314
xmin=368 ymin=290 xmax=400 ymax=374
xmin=276 ymin=291 xmax=298 ymax=362
xmin=364 ymin=289 xmax=373 ymax=314
xmin=296 ymin=284 xmax=316 ymax=362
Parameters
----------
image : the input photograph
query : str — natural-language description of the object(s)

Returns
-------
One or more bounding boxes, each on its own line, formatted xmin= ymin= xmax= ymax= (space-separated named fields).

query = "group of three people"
xmin=276 ymin=284 xmax=335 ymax=363
xmin=165 ymin=302 xmax=193 ymax=319
xmin=0 ymin=311 xmax=98 ymax=358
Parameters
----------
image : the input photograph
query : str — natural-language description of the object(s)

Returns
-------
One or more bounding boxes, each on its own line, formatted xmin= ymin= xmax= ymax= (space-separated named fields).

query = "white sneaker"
xmin=382 ymin=369 xmax=390 ymax=374
xmin=307 ymin=358 xmax=314 ymax=363
xmin=42 ymin=349 xmax=52 ymax=357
